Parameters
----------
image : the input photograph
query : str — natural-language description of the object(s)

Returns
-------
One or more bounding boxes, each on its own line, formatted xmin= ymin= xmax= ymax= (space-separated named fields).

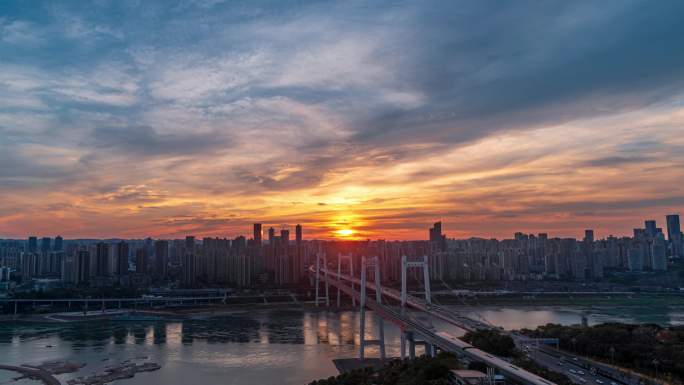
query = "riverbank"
xmin=0 ymin=364 xmax=61 ymax=385
xmin=435 ymin=292 xmax=684 ymax=307
xmin=0 ymin=301 xmax=356 ymax=324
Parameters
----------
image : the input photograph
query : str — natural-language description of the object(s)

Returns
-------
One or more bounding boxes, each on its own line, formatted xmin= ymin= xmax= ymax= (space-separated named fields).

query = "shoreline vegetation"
xmin=307 ymin=330 xmax=576 ymax=385
xmin=309 ymin=353 xmax=461 ymax=385
xmin=461 ymin=330 xmax=574 ymax=385
xmin=522 ymin=323 xmax=684 ymax=383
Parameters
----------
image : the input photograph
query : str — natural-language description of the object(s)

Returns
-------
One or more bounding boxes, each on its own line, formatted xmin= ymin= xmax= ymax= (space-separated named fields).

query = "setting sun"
xmin=334 ymin=229 xmax=355 ymax=237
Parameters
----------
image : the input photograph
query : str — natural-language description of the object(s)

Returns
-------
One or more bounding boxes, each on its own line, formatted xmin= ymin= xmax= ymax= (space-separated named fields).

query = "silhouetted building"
xmin=40 ymin=237 xmax=51 ymax=253
xmin=77 ymin=249 xmax=90 ymax=284
xmin=27 ymin=236 xmax=37 ymax=253
xmin=667 ymin=214 xmax=682 ymax=257
xmin=154 ymin=240 xmax=169 ymax=279
xmin=254 ymin=223 xmax=262 ymax=245
xmin=95 ymin=242 xmax=109 ymax=277
xmin=116 ymin=241 xmax=129 ymax=275
xmin=135 ymin=247 xmax=148 ymax=274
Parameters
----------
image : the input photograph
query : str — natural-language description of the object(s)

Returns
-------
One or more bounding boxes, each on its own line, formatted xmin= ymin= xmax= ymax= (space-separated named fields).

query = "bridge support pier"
xmin=315 ymin=253 xmax=330 ymax=306
xmin=406 ymin=331 xmax=416 ymax=359
xmin=400 ymin=330 xmax=406 ymax=359
xmin=337 ymin=254 xmax=354 ymax=307
xmin=359 ymin=256 xmax=386 ymax=362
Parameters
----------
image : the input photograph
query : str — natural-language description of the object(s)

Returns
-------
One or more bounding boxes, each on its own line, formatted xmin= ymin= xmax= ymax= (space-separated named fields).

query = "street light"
xmin=609 ymin=346 xmax=615 ymax=365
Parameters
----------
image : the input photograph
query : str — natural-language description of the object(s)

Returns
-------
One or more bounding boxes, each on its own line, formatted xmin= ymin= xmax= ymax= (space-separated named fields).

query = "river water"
xmin=0 ymin=304 xmax=681 ymax=385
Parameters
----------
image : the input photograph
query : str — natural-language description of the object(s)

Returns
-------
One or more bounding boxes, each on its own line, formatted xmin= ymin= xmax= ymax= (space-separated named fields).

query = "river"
xmin=0 ymin=303 xmax=681 ymax=385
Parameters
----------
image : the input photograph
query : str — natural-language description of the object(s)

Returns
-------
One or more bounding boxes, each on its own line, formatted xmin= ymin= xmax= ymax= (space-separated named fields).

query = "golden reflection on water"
xmin=166 ymin=323 xmax=182 ymax=348
xmin=317 ymin=314 xmax=329 ymax=343
xmin=339 ymin=312 xmax=354 ymax=345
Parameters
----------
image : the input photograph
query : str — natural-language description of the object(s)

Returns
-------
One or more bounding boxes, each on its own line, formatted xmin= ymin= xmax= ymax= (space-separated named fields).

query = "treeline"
xmin=309 ymin=353 xmax=460 ymax=385
xmin=522 ymin=323 xmax=684 ymax=381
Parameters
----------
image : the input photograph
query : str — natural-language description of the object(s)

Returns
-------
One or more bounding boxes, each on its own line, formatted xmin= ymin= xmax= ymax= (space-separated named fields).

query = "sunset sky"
xmin=1 ymin=1 xmax=684 ymax=240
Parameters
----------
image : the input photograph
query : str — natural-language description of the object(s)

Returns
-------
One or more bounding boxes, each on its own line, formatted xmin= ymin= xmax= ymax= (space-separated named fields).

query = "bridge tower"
xmin=337 ymin=254 xmax=355 ymax=307
xmin=359 ymin=256 xmax=386 ymax=361
xmin=400 ymin=255 xmax=434 ymax=358
xmin=401 ymin=255 xmax=431 ymax=307
xmin=314 ymin=252 xmax=330 ymax=306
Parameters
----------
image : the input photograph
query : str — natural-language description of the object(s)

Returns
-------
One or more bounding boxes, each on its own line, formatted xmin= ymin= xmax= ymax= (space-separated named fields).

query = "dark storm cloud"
xmin=353 ymin=1 xmax=684 ymax=145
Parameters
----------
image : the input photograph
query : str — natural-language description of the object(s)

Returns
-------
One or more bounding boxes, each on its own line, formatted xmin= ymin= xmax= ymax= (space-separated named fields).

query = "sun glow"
xmin=334 ymin=228 xmax=355 ymax=237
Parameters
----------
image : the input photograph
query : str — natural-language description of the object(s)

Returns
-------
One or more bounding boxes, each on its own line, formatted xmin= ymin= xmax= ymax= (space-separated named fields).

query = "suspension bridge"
xmin=311 ymin=254 xmax=557 ymax=385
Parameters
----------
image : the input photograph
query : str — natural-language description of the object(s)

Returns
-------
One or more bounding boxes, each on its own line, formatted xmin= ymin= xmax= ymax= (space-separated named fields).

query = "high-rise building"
xmin=76 ymin=249 xmax=90 ymax=284
xmin=40 ymin=237 xmax=51 ymax=253
xmin=295 ymin=224 xmax=302 ymax=243
xmin=54 ymin=236 xmax=63 ymax=251
xmin=645 ymin=220 xmax=657 ymax=237
xmin=182 ymin=253 xmax=196 ymax=286
xmin=651 ymin=238 xmax=667 ymax=271
xmin=116 ymin=241 xmax=129 ymax=276
xmin=182 ymin=236 xmax=197 ymax=286
xmin=95 ymin=242 xmax=110 ymax=277
xmin=135 ymin=248 xmax=148 ymax=274
xmin=154 ymin=240 xmax=169 ymax=279
xmin=584 ymin=230 xmax=594 ymax=243
xmin=27 ymin=236 xmax=37 ymax=253
xmin=429 ymin=222 xmax=445 ymax=251
xmin=666 ymin=214 xmax=681 ymax=240
xmin=253 ymin=223 xmax=262 ymax=245
xmin=185 ymin=236 xmax=195 ymax=251
xmin=268 ymin=227 xmax=275 ymax=242
xmin=666 ymin=214 xmax=682 ymax=257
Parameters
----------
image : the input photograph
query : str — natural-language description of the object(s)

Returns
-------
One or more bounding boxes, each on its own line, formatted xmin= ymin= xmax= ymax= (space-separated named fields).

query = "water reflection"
xmin=0 ymin=306 xmax=681 ymax=385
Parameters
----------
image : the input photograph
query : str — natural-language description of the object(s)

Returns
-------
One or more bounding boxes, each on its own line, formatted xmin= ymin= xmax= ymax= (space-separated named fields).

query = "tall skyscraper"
xmin=135 ymin=248 xmax=148 ymax=274
xmin=268 ymin=227 xmax=275 ymax=242
xmin=429 ymin=221 xmax=445 ymax=251
xmin=666 ymin=214 xmax=682 ymax=257
xmin=295 ymin=224 xmax=302 ymax=243
xmin=27 ymin=236 xmax=37 ymax=253
xmin=666 ymin=214 xmax=681 ymax=240
xmin=253 ymin=223 xmax=262 ymax=245
xmin=76 ymin=249 xmax=90 ymax=284
xmin=95 ymin=242 xmax=110 ymax=277
xmin=645 ymin=220 xmax=657 ymax=237
xmin=116 ymin=241 xmax=129 ymax=276
xmin=584 ymin=229 xmax=594 ymax=242
xmin=154 ymin=240 xmax=169 ymax=279
xmin=185 ymin=236 xmax=195 ymax=251
xmin=54 ymin=236 xmax=63 ymax=251
xmin=40 ymin=237 xmax=51 ymax=253
xmin=183 ymin=236 xmax=196 ymax=286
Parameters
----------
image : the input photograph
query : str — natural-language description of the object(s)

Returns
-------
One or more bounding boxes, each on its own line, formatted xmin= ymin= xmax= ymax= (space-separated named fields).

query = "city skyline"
xmin=2 ymin=1 xmax=684 ymax=240
xmin=3 ymin=214 xmax=682 ymax=243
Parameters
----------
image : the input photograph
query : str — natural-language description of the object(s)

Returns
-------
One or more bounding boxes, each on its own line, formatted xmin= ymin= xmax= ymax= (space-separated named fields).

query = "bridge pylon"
xmin=401 ymin=255 xmax=431 ymax=308
xmin=314 ymin=252 xmax=329 ymax=306
xmin=399 ymin=255 xmax=434 ymax=358
xmin=337 ymin=254 xmax=355 ymax=307
xmin=359 ymin=256 xmax=386 ymax=362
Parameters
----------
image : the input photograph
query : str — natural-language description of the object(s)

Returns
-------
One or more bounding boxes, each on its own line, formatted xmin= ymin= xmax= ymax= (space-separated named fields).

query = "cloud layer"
xmin=1 ymin=0 xmax=683 ymax=239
